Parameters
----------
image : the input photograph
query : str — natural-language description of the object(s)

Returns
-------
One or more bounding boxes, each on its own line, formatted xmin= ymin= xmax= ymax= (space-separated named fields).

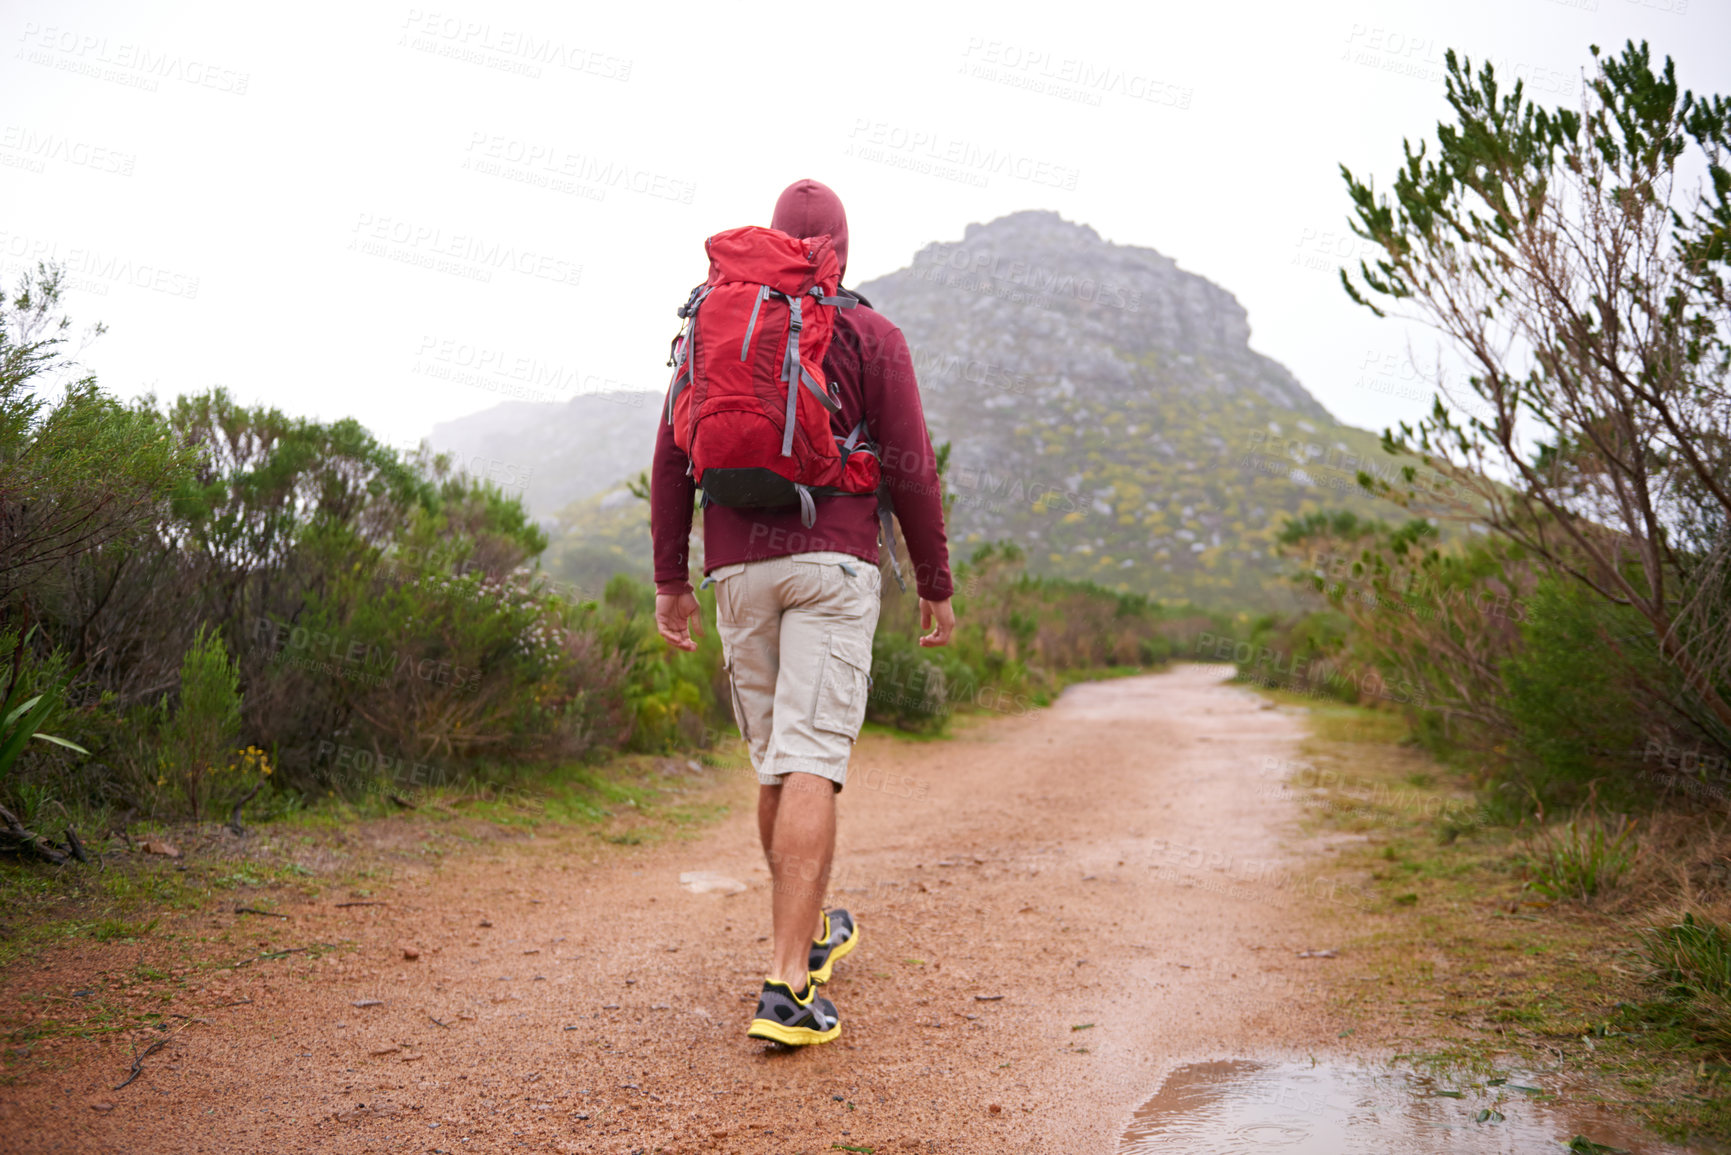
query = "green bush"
xmin=1229 ymin=609 xmax=1358 ymax=702
xmin=600 ymin=573 xmax=725 ymax=754
xmin=868 ymin=632 xmax=953 ymax=732
xmin=156 ymin=624 xmax=243 ymax=817
xmin=1502 ymin=578 xmax=1675 ymax=809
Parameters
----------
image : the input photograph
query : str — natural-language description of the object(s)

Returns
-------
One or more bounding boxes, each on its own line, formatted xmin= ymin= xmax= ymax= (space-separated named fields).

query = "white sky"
xmin=3 ymin=0 xmax=1723 ymax=455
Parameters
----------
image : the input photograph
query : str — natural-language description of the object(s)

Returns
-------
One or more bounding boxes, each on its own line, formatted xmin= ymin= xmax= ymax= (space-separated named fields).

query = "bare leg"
xmin=758 ymin=773 xmax=835 ymax=987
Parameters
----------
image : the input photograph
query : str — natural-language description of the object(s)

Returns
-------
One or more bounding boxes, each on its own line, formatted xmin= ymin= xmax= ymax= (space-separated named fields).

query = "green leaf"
xmin=31 ymin=732 xmax=90 ymax=754
xmin=2 ymin=694 xmax=44 ymax=730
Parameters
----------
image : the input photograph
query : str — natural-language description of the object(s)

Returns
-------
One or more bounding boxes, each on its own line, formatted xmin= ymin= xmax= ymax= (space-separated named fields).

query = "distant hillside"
xmin=427 ymin=391 xmax=661 ymax=520
xmin=427 ymin=211 xmax=1404 ymax=607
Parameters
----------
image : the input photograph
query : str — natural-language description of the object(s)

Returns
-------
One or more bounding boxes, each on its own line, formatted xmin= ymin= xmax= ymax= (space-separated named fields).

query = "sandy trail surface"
xmin=6 ymin=664 xmax=1363 ymax=1154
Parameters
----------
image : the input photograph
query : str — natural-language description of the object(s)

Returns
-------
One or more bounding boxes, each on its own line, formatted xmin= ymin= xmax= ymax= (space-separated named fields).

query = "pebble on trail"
xmin=679 ymin=871 xmax=747 ymax=895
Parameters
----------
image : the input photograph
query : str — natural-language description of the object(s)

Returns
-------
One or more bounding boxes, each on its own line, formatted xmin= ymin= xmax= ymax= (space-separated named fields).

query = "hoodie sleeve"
xmin=651 ymin=404 xmax=696 ymax=596
xmin=864 ymin=325 xmax=953 ymax=601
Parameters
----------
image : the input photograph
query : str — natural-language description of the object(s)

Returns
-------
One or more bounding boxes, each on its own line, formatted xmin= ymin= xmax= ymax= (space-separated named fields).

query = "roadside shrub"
xmin=600 ymin=574 xmax=726 ymax=754
xmin=156 ymin=624 xmax=243 ymax=818
xmin=868 ymin=632 xmax=952 ymax=733
xmin=1502 ymin=577 xmax=1679 ymax=810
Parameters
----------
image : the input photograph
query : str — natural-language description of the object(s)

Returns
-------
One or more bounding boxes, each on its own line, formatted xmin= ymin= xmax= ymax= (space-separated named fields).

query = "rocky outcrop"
xmin=857 ymin=211 xmax=1387 ymax=604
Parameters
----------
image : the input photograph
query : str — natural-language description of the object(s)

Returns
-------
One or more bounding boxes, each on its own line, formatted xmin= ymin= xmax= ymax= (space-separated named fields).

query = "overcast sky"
xmin=3 ymin=0 xmax=1724 ymax=454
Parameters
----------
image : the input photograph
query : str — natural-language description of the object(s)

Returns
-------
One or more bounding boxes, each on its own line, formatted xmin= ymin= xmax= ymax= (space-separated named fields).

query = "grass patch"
xmin=1268 ymin=690 xmax=1731 ymax=1147
xmin=1640 ymin=912 xmax=1731 ymax=1050
xmin=1523 ymin=812 xmax=1640 ymax=904
xmin=90 ymin=915 xmax=158 ymax=942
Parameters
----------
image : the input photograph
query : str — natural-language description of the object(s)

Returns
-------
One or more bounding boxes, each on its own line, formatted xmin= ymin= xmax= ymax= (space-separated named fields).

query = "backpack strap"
xmin=739 ymin=284 xmax=770 ymax=362
xmin=877 ymin=490 xmax=907 ymax=593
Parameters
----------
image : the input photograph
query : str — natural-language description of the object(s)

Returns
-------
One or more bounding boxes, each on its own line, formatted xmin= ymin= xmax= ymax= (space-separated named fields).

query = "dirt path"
xmin=6 ymin=664 xmax=1361 ymax=1154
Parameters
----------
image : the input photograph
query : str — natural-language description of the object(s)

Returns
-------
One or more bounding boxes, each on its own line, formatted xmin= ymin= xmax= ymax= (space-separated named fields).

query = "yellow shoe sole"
xmin=809 ymin=924 xmax=859 ymax=986
xmin=746 ymin=1018 xmax=842 ymax=1046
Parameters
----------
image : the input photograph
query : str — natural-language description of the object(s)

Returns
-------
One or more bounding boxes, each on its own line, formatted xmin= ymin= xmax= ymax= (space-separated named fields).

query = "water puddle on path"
xmin=1119 ymin=1060 xmax=1682 ymax=1154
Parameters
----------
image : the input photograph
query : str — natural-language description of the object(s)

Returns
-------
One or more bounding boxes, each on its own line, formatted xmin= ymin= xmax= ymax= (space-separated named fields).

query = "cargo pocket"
xmin=724 ymin=658 xmax=751 ymax=744
xmin=812 ymin=632 xmax=873 ymax=738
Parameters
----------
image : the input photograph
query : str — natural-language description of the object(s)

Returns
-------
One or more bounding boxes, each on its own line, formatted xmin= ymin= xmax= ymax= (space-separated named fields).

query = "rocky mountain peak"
xmin=867 ymin=211 xmax=1321 ymax=420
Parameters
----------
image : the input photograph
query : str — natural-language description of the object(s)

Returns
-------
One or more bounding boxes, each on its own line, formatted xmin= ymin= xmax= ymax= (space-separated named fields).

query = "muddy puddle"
xmin=1119 ymin=1059 xmax=1688 ymax=1154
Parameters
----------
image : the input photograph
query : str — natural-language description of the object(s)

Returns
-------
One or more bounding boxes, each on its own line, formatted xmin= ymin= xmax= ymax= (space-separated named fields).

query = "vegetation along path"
xmin=0 ymin=666 xmax=1689 ymax=1153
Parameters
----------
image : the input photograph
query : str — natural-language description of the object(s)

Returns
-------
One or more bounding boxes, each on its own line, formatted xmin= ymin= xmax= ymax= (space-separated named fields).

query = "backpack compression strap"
xmin=665 ymin=284 xmax=713 ymax=424
xmin=775 ymin=286 xmax=856 ymax=457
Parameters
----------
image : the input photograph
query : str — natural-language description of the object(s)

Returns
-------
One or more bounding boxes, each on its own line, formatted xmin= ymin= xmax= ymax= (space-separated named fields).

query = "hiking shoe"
xmin=746 ymin=979 xmax=841 ymax=1046
xmin=808 ymin=909 xmax=858 ymax=985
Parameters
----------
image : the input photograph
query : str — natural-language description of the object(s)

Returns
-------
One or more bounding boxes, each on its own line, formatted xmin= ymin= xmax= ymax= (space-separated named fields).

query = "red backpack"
xmin=664 ymin=226 xmax=883 ymax=527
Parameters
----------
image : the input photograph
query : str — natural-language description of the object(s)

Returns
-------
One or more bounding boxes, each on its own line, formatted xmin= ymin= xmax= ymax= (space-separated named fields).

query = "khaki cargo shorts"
xmin=709 ymin=551 xmax=882 ymax=789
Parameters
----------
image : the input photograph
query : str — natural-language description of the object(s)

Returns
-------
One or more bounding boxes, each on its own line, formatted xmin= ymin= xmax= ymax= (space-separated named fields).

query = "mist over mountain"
xmin=429 ymin=210 xmax=1397 ymax=606
xmin=427 ymin=389 xmax=661 ymax=518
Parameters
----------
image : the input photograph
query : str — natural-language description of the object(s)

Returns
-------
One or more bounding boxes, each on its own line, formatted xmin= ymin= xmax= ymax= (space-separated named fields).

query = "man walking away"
xmin=651 ymin=178 xmax=954 ymax=1045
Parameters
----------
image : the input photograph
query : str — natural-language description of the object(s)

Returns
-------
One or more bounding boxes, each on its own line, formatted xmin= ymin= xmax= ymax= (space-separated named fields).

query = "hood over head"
xmin=771 ymin=179 xmax=849 ymax=280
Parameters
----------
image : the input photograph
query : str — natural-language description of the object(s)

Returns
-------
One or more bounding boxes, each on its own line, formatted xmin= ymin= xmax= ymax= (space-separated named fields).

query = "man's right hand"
xmin=919 ymin=597 xmax=955 ymax=647
xmin=656 ymin=589 xmax=703 ymax=651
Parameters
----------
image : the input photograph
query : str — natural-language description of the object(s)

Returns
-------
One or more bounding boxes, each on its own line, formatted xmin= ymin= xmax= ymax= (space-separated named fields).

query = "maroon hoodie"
xmin=651 ymin=179 xmax=953 ymax=602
